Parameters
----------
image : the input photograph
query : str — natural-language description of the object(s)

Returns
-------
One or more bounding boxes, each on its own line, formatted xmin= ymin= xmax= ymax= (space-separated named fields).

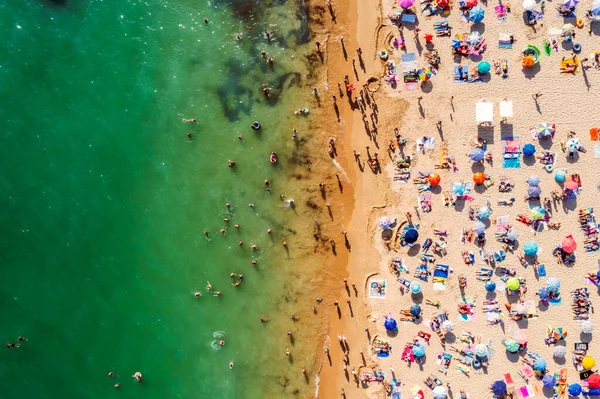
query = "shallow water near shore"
xmin=0 ymin=1 xmax=322 ymax=398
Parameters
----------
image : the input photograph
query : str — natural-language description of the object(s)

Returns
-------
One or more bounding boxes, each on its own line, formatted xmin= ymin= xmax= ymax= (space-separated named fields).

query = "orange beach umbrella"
xmin=428 ymin=173 xmax=441 ymax=186
xmin=473 ymin=172 xmax=486 ymax=185
xmin=522 ymin=55 xmax=535 ymax=67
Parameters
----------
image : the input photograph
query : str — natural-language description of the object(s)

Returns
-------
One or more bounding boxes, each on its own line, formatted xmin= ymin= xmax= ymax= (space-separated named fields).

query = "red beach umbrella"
xmin=428 ymin=173 xmax=441 ymax=186
xmin=466 ymin=0 xmax=478 ymax=7
xmin=425 ymin=33 xmax=434 ymax=42
xmin=588 ymin=374 xmax=600 ymax=389
xmin=564 ymin=180 xmax=578 ymax=190
xmin=562 ymin=235 xmax=577 ymax=253
xmin=437 ymin=0 xmax=449 ymax=7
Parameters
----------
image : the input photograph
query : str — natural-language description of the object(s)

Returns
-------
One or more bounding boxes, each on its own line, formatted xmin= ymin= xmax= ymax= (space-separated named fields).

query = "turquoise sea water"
xmin=0 ymin=1 xmax=320 ymax=398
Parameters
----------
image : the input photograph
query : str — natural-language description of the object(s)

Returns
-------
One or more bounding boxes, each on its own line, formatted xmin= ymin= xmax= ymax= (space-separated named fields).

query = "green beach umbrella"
xmin=506 ymin=277 xmax=520 ymax=291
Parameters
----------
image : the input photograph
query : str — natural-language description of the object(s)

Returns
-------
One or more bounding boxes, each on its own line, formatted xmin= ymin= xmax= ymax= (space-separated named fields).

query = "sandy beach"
xmin=311 ymin=0 xmax=600 ymax=397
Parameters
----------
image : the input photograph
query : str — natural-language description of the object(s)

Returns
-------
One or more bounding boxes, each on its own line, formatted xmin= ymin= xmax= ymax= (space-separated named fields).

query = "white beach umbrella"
xmin=433 ymin=385 xmax=449 ymax=399
xmin=442 ymin=320 xmax=453 ymax=332
xmin=582 ymin=320 xmax=594 ymax=334
xmin=475 ymin=343 xmax=489 ymax=358
xmin=523 ymin=0 xmax=536 ymax=10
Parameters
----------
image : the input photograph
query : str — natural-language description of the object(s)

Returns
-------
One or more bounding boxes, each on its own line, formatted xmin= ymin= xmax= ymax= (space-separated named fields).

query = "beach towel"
xmin=417 ymin=137 xmax=436 ymax=150
xmin=595 ymin=145 xmax=600 ymax=158
xmin=537 ymin=264 xmax=547 ymax=277
xmin=401 ymin=13 xmax=416 ymax=23
xmin=503 ymin=137 xmax=521 ymax=168
xmin=418 ymin=194 xmax=432 ymax=213
xmin=495 ymin=5 xmax=507 ymax=20
xmin=369 ymin=280 xmax=386 ymax=298
xmin=560 ymin=57 xmax=581 ymax=74
xmin=590 ymin=128 xmax=599 ymax=141
xmin=498 ymin=33 xmax=513 ymax=49
xmin=433 ymin=264 xmax=449 ymax=291
xmin=458 ymin=296 xmax=476 ymax=321
xmin=496 ymin=215 xmax=510 ymax=230
xmin=453 ymin=63 xmax=469 ymax=82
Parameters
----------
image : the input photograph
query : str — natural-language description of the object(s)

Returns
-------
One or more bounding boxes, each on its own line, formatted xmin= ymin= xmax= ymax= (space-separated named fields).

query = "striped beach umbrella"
xmin=469 ymin=6 xmax=485 ymax=23
xmin=537 ymin=122 xmax=555 ymax=137
xmin=418 ymin=67 xmax=434 ymax=81
xmin=563 ymin=0 xmax=578 ymax=7
xmin=592 ymin=0 xmax=600 ymax=15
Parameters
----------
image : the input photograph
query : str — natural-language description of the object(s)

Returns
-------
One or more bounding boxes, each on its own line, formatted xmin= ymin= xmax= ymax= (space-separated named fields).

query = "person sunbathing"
xmin=561 ymin=65 xmax=577 ymax=73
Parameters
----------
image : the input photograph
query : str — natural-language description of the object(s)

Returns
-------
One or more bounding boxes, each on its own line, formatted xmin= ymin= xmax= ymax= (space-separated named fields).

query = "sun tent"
xmin=499 ymin=100 xmax=513 ymax=118
xmin=476 ymin=101 xmax=494 ymax=123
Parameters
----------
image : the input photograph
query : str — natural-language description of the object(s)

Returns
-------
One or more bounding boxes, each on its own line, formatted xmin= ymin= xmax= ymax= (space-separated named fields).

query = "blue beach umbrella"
xmin=492 ymin=380 xmax=507 ymax=395
xmin=473 ymin=221 xmax=486 ymax=236
xmin=528 ymin=185 xmax=541 ymax=197
xmin=452 ymin=182 xmax=465 ymax=195
xmin=469 ymin=6 xmax=485 ymax=23
xmin=528 ymin=175 xmax=541 ymax=186
xmin=534 ymin=358 xmax=547 ymax=370
xmin=546 ymin=277 xmax=561 ymax=292
xmin=568 ymin=383 xmax=582 ymax=396
xmin=485 ymin=281 xmax=496 ymax=292
xmin=555 ymin=169 xmax=567 ymax=182
xmin=470 ymin=148 xmax=485 ymax=162
xmin=478 ymin=61 xmax=491 ymax=74
xmin=592 ymin=0 xmax=600 ymax=15
xmin=504 ymin=339 xmax=519 ymax=353
xmin=564 ymin=0 xmax=578 ymax=8
xmin=538 ymin=287 xmax=550 ymax=299
xmin=410 ymin=281 xmax=422 ymax=294
xmin=410 ymin=304 xmax=422 ymax=318
xmin=412 ymin=343 xmax=425 ymax=357
xmin=384 ymin=317 xmax=398 ymax=331
xmin=523 ymin=144 xmax=536 ymax=156
xmin=507 ymin=229 xmax=520 ymax=241
xmin=542 ymin=374 xmax=556 ymax=387
xmin=405 ymin=228 xmax=419 ymax=244
xmin=524 ymin=241 xmax=539 ymax=256
xmin=478 ymin=206 xmax=492 ymax=220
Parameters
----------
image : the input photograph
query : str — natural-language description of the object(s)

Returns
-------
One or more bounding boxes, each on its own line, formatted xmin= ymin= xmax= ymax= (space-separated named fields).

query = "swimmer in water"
xmin=187 ymin=132 xmax=193 ymax=140
xmin=267 ymin=228 xmax=272 ymax=234
xmin=6 ymin=343 xmax=20 ymax=348
xmin=251 ymin=244 xmax=259 ymax=250
xmin=249 ymin=203 xmax=255 ymax=208
xmin=230 ymin=273 xmax=237 ymax=278
xmin=286 ymin=349 xmax=291 ymax=356
xmin=229 ymin=361 xmax=234 ymax=369
xmin=264 ymin=179 xmax=270 ymax=186
xmin=219 ymin=340 xmax=225 ymax=346
xmin=203 ymin=18 xmax=209 ymax=24
xmin=114 ymin=384 xmax=120 ymax=389
xmin=238 ymin=134 xmax=243 ymax=140
xmin=260 ymin=316 xmax=270 ymax=323
xmin=182 ymin=118 xmax=197 ymax=123
xmin=17 ymin=336 xmax=27 ymax=342
xmin=225 ymin=203 xmax=231 ymax=208
xmin=206 ymin=281 xmax=213 ymax=291
xmin=108 ymin=372 xmax=114 ymax=378
xmin=223 ymin=218 xmax=229 ymax=223
xmin=214 ymin=291 xmax=222 ymax=296
xmin=234 ymin=224 xmax=240 ymax=229
xmin=194 ymin=291 xmax=202 ymax=298
xmin=239 ymin=241 xmax=244 ymax=246
xmin=220 ymin=229 xmax=227 ymax=235
xmin=228 ymin=160 xmax=236 ymax=167
xmin=204 ymin=230 xmax=209 ymax=237
xmin=132 ymin=372 xmax=143 ymax=382
xmin=251 ymin=260 xmax=257 ymax=265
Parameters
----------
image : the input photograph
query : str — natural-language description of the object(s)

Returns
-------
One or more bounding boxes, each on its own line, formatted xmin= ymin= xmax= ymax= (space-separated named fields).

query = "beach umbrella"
xmin=505 ymin=338 xmax=519 ymax=352
xmin=592 ymin=0 xmax=600 ymax=15
xmin=478 ymin=206 xmax=492 ymax=220
xmin=564 ymin=181 xmax=578 ymax=191
xmin=410 ymin=385 xmax=425 ymax=399
xmin=412 ymin=343 xmax=425 ymax=357
xmin=523 ymin=143 xmax=536 ymax=156
xmin=527 ymin=175 xmax=541 ymax=186
xmin=562 ymin=235 xmax=577 ymax=253
xmin=554 ymin=345 xmax=567 ymax=358
xmin=531 ymin=206 xmax=546 ymax=220
xmin=564 ymin=0 xmax=579 ymax=7
xmin=522 ymin=55 xmax=536 ymax=67
xmin=399 ymin=0 xmax=416 ymax=8
xmin=470 ymin=148 xmax=485 ymax=162
xmin=538 ymin=287 xmax=550 ymax=299
xmin=379 ymin=216 xmax=392 ymax=229
xmin=428 ymin=173 xmax=441 ymax=186
xmin=523 ymin=0 xmax=536 ymax=10
xmin=582 ymin=320 xmax=594 ymax=334
xmin=494 ymin=250 xmax=506 ymax=262
xmin=553 ymin=328 xmax=567 ymax=341
xmin=514 ymin=331 xmax=528 ymax=345
xmin=567 ymin=137 xmax=580 ymax=150
xmin=410 ymin=281 xmax=422 ymax=294
xmin=537 ymin=122 xmax=555 ymax=137
xmin=432 ymin=385 xmax=448 ymax=399
xmin=473 ymin=172 xmax=486 ymax=185
xmin=507 ymin=229 xmax=520 ymax=241
xmin=473 ymin=221 xmax=486 ymax=235
xmin=475 ymin=344 xmax=489 ymax=358
xmin=506 ymin=277 xmax=520 ymax=291
xmin=524 ymin=241 xmax=539 ymax=256
xmin=410 ymin=304 xmax=422 ymax=317
xmin=467 ymin=32 xmax=481 ymax=45
xmin=418 ymin=67 xmax=434 ymax=81
xmin=534 ymin=358 xmax=547 ymax=371
xmin=466 ymin=0 xmax=478 ymax=6
xmin=527 ymin=185 xmax=542 ymax=198
xmin=543 ymin=374 xmax=556 ymax=387
xmin=546 ymin=277 xmax=560 ymax=292
xmin=384 ymin=317 xmax=398 ymax=331
xmin=442 ymin=320 xmax=453 ymax=332
xmin=583 ymin=356 xmax=596 ymax=370
xmin=436 ymin=0 xmax=449 ymax=7
xmin=405 ymin=228 xmax=419 ymax=244
xmin=555 ymin=169 xmax=567 ymax=182
xmin=487 ymin=312 xmax=502 ymax=324
xmin=588 ymin=374 xmax=600 ymax=389
xmin=452 ymin=182 xmax=465 ymax=195
xmin=568 ymin=383 xmax=582 ymax=396
xmin=469 ymin=6 xmax=485 ymax=22
xmin=424 ymin=33 xmax=434 ymax=42
xmin=492 ymin=380 xmax=507 ymax=395
xmin=478 ymin=61 xmax=491 ymax=74
xmin=485 ymin=281 xmax=496 ymax=292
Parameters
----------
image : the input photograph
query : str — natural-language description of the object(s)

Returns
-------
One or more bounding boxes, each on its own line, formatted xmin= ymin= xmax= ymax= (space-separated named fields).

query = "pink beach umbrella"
xmin=562 ymin=235 xmax=577 ymax=253
xmin=399 ymin=0 xmax=416 ymax=8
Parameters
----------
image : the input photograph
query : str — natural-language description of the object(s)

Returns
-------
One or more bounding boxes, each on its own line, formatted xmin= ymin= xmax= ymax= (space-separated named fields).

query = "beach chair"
xmin=401 ymin=13 xmax=416 ymax=23
xmin=537 ymin=264 xmax=547 ymax=277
